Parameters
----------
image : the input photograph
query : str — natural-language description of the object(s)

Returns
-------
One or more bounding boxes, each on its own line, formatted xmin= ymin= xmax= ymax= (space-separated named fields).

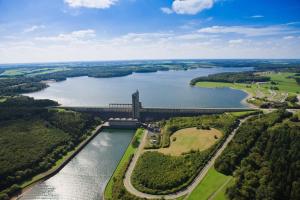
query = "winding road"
xmin=123 ymin=116 xmax=252 ymax=199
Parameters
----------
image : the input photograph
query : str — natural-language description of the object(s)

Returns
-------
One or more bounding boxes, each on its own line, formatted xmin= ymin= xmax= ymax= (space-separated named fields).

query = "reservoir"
xmin=26 ymin=67 xmax=251 ymax=108
xmin=21 ymin=67 xmax=251 ymax=199
xmin=20 ymin=129 xmax=135 ymax=200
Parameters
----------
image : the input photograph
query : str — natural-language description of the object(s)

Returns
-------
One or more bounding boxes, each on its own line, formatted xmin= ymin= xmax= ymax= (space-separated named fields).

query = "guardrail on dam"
xmin=60 ymin=106 xmax=254 ymax=122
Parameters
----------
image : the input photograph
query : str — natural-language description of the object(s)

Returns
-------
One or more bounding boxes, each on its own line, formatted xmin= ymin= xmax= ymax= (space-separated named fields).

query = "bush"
xmin=0 ymin=193 xmax=9 ymax=200
xmin=286 ymin=95 xmax=298 ymax=103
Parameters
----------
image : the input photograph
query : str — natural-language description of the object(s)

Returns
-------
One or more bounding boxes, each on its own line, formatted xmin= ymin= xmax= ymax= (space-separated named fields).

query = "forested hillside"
xmin=0 ymin=96 xmax=100 ymax=200
xmin=190 ymin=71 xmax=270 ymax=85
xmin=215 ymin=110 xmax=300 ymax=200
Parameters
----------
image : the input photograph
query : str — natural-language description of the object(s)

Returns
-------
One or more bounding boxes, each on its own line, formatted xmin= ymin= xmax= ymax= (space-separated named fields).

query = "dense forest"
xmin=0 ymin=96 xmax=100 ymax=200
xmin=190 ymin=72 xmax=270 ymax=85
xmin=215 ymin=110 xmax=300 ymax=200
xmin=131 ymin=113 xmax=254 ymax=194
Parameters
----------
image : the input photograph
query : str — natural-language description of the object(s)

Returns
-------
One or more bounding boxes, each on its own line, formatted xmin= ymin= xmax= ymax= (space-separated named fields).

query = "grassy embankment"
xmin=188 ymin=167 xmax=233 ymax=200
xmin=104 ymin=128 xmax=144 ymax=200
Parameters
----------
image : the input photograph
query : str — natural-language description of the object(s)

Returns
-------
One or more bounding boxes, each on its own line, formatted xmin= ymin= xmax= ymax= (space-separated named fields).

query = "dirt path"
xmin=123 ymin=117 xmax=251 ymax=199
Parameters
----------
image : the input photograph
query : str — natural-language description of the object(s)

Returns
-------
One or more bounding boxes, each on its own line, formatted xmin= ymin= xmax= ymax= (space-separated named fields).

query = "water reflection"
xmin=20 ymin=129 xmax=135 ymax=200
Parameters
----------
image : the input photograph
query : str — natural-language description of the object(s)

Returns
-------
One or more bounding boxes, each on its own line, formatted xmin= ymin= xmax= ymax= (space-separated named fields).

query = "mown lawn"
xmin=158 ymin=128 xmax=222 ymax=156
xmin=188 ymin=167 xmax=232 ymax=200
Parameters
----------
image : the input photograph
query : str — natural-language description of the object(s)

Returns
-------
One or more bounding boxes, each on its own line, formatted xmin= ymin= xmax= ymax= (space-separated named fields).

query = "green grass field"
xmin=196 ymin=72 xmax=299 ymax=95
xmin=158 ymin=128 xmax=222 ymax=156
xmin=188 ymin=167 xmax=232 ymax=200
xmin=264 ymin=72 xmax=300 ymax=94
xmin=196 ymin=72 xmax=299 ymax=108
xmin=195 ymin=81 xmax=270 ymax=98
xmin=104 ymin=128 xmax=144 ymax=199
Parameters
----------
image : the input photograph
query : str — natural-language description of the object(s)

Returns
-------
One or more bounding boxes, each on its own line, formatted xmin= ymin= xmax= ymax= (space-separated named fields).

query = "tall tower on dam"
xmin=132 ymin=90 xmax=141 ymax=119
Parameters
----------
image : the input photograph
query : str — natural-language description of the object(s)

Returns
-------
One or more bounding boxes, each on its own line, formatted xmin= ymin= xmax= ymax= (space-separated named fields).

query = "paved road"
xmin=123 ymin=117 xmax=252 ymax=199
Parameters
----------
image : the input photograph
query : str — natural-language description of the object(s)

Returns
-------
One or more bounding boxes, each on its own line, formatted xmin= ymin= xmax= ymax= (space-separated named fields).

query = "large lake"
xmin=21 ymin=67 xmax=251 ymax=200
xmin=26 ymin=67 xmax=251 ymax=108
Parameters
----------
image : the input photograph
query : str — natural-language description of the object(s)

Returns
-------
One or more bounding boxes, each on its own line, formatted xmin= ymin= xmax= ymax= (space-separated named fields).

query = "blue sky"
xmin=0 ymin=0 xmax=300 ymax=63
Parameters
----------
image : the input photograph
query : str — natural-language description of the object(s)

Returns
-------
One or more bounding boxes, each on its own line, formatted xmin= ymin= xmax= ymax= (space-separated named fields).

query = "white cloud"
xmin=175 ymin=33 xmax=217 ymax=40
xmin=198 ymin=25 xmax=297 ymax=37
xmin=283 ymin=36 xmax=295 ymax=40
xmin=251 ymin=15 xmax=264 ymax=18
xmin=24 ymin=25 xmax=45 ymax=33
xmin=2 ymin=26 xmax=300 ymax=63
xmin=36 ymin=29 xmax=96 ymax=42
xmin=161 ymin=0 xmax=214 ymax=15
xmin=64 ymin=0 xmax=118 ymax=9
xmin=161 ymin=7 xmax=173 ymax=14
xmin=228 ymin=39 xmax=244 ymax=44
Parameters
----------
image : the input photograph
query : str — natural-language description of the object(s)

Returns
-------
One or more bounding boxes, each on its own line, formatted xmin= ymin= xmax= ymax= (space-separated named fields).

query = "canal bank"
xmin=14 ymin=123 xmax=105 ymax=200
xmin=19 ymin=128 xmax=136 ymax=200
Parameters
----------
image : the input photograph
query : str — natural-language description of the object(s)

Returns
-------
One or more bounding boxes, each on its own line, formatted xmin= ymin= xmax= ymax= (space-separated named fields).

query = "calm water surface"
xmin=21 ymin=129 xmax=135 ymax=200
xmin=26 ymin=67 xmax=251 ymax=108
xmin=22 ymin=67 xmax=251 ymax=200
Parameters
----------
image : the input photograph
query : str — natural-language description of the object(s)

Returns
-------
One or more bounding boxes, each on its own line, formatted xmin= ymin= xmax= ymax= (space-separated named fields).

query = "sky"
xmin=0 ymin=0 xmax=300 ymax=63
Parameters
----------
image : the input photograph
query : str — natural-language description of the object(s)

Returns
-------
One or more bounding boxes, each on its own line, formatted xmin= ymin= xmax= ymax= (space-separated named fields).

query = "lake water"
xmin=21 ymin=67 xmax=251 ymax=200
xmin=26 ymin=67 xmax=251 ymax=108
xmin=20 ymin=129 xmax=135 ymax=200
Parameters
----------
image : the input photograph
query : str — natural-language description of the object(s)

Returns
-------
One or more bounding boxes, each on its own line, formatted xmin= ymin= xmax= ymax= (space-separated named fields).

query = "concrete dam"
xmin=61 ymin=91 xmax=254 ymax=122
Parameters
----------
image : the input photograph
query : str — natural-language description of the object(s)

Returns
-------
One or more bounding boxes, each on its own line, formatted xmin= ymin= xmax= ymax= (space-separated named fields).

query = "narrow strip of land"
xmin=123 ymin=117 xmax=252 ymax=199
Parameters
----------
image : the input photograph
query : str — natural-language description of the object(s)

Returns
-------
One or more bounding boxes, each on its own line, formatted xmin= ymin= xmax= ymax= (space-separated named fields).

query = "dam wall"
xmin=61 ymin=106 xmax=253 ymax=122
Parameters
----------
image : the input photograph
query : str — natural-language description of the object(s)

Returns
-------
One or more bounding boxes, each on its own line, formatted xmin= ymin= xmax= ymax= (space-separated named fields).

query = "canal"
xmin=20 ymin=129 xmax=135 ymax=200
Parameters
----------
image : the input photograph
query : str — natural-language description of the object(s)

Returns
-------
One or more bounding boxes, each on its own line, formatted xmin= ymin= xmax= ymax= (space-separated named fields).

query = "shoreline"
xmin=240 ymin=88 xmax=258 ymax=109
xmin=12 ymin=124 xmax=105 ymax=200
xmin=195 ymin=82 xmax=258 ymax=109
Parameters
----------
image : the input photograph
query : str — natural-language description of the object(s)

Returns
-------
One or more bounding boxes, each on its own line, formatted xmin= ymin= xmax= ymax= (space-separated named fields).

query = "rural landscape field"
xmin=0 ymin=0 xmax=300 ymax=200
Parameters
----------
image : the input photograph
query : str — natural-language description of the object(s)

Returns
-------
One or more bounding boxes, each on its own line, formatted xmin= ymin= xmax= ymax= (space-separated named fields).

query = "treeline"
xmin=131 ymin=113 xmax=253 ymax=195
xmin=0 ymin=77 xmax=47 ymax=95
xmin=0 ymin=63 xmax=203 ymax=95
xmin=215 ymin=110 xmax=300 ymax=200
xmin=132 ymin=151 xmax=210 ymax=194
xmin=0 ymin=97 xmax=100 ymax=199
xmin=215 ymin=110 xmax=290 ymax=175
xmin=190 ymin=72 xmax=270 ymax=85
